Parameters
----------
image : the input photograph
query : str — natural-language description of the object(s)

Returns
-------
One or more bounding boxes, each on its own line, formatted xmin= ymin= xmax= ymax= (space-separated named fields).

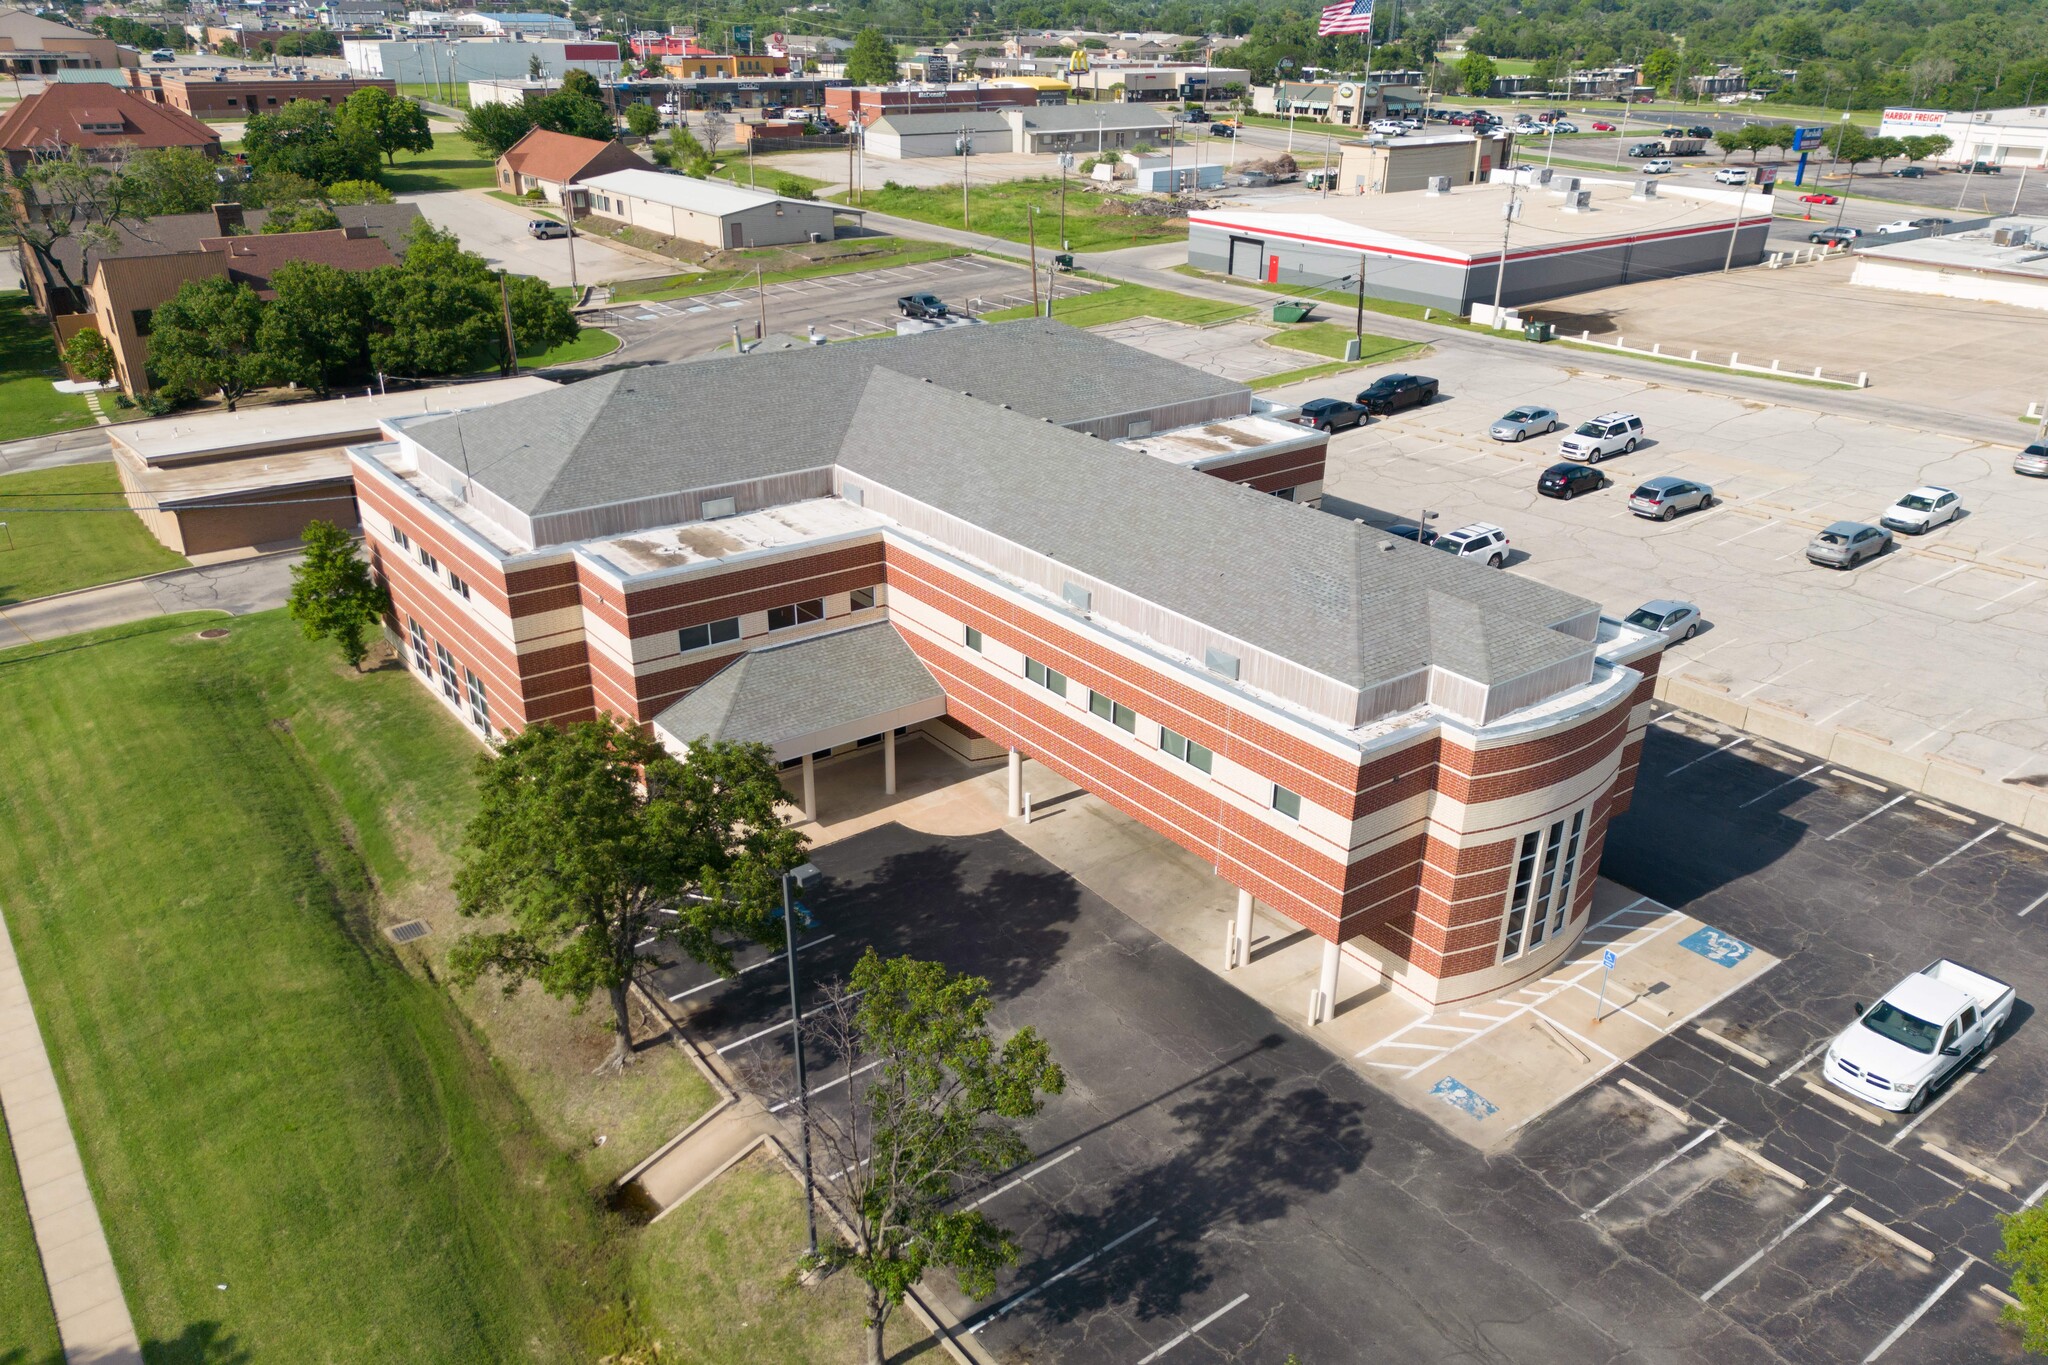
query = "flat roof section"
xmin=1118 ymin=414 xmax=1321 ymax=470
xmin=1854 ymin=218 xmax=2048 ymax=278
xmin=1192 ymin=177 xmax=1763 ymax=266
xmin=586 ymin=498 xmax=883 ymax=578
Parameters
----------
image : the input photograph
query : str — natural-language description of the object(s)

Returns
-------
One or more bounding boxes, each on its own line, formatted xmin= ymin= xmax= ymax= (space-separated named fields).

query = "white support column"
xmin=801 ymin=752 xmax=817 ymax=824
xmin=1006 ymin=747 xmax=1022 ymax=820
xmin=1310 ymin=939 xmax=1340 ymax=1026
xmin=1227 ymin=888 xmax=1254 ymax=970
xmin=883 ymin=729 xmax=896 ymax=795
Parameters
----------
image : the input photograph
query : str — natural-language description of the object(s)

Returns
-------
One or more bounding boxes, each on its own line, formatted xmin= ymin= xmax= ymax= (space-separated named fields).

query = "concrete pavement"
xmin=400 ymin=189 xmax=674 ymax=288
xmin=0 ymin=429 xmax=112 ymax=475
xmin=0 ymin=552 xmax=298 ymax=649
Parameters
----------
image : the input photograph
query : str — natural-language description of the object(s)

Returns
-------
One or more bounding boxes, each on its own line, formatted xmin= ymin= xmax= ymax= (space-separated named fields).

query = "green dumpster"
xmin=1273 ymin=301 xmax=1312 ymax=323
xmin=1053 ymin=253 xmax=1075 ymax=272
xmin=1523 ymin=320 xmax=1554 ymax=342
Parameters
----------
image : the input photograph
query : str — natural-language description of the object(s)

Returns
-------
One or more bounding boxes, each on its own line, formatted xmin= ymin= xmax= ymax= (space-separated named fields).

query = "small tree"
xmin=462 ymin=101 xmax=537 ymax=158
xmin=845 ymin=26 xmax=898 ymax=85
xmin=528 ymin=51 xmax=544 ymax=81
xmin=338 ymin=86 xmax=434 ymax=166
xmin=796 ymin=952 xmax=1066 ymax=1365
xmin=286 ymin=519 xmax=390 ymax=669
xmin=61 ymin=328 xmax=115 ymax=383
xmin=1459 ymin=51 xmax=1496 ymax=96
xmin=625 ymin=102 xmax=660 ymax=138
xmin=561 ymin=68 xmax=602 ymax=101
xmin=115 ymin=145 xmax=222 ymax=216
xmin=531 ymin=91 xmax=614 ymax=142
xmin=2001 ymin=1205 xmax=2048 ymax=1352
xmin=450 ymin=723 xmax=804 ymax=1071
xmin=146 ymin=276 xmax=268 ymax=411
xmin=325 ymin=178 xmax=395 ymax=205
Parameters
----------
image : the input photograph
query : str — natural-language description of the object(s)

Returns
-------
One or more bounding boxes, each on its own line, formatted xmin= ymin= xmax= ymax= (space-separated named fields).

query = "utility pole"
xmin=1722 ymin=168 xmax=1749 ymax=271
xmin=1955 ymin=89 xmax=1986 ymax=210
xmin=755 ymin=260 xmax=767 ymax=340
xmin=498 ymin=271 xmax=517 ymax=372
xmin=1487 ymin=175 xmax=1522 ymax=328
xmin=1354 ymin=249 xmax=1366 ymax=337
xmin=956 ymin=127 xmax=972 ymax=227
xmin=1028 ymin=207 xmax=1040 ymax=312
xmin=564 ymin=193 xmax=579 ymax=289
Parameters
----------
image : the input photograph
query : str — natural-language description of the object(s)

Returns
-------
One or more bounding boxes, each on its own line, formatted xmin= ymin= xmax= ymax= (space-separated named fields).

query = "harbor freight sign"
xmin=1881 ymin=108 xmax=1949 ymax=136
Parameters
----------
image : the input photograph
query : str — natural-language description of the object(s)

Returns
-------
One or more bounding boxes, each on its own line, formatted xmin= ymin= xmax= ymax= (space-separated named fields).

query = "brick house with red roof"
xmin=0 ymin=82 xmax=217 ymax=176
xmin=494 ymin=128 xmax=646 ymax=207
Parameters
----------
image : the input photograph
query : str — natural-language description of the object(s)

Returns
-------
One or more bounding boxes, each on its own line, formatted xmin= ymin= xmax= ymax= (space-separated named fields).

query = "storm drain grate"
xmin=387 ymin=920 xmax=431 ymax=944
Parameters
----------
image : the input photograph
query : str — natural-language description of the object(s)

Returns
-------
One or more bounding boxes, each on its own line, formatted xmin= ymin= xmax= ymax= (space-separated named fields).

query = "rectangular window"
xmin=1023 ymin=657 xmax=1066 ymax=698
xmin=678 ymin=617 xmax=741 ymax=651
xmin=1159 ymin=726 xmax=1213 ymax=773
xmin=1500 ymin=808 xmax=1589 ymax=963
xmin=449 ymin=572 xmax=471 ymax=600
xmin=964 ymin=625 xmax=983 ymax=652
xmin=1088 ymin=690 xmax=1135 ymax=732
xmin=407 ymin=617 xmax=428 ymax=671
xmin=850 ymin=586 xmax=876 ymax=610
xmin=130 ymin=308 xmax=153 ymax=336
xmin=1272 ymin=785 xmax=1302 ymax=820
xmin=435 ymin=643 xmax=460 ymax=701
xmin=417 ymin=546 xmax=439 ymax=574
xmin=390 ymin=524 xmax=412 ymax=551
xmin=464 ymin=668 xmax=491 ymax=735
xmin=766 ymin=598 xmax=823 ymax=631
xmin=1551 ymin=811 xmax=1583 ymax=940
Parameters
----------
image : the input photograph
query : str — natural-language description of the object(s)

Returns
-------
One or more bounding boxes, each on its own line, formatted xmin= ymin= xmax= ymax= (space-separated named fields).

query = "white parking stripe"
xmin=1134 ymin=1294 xmax=1252 ymax=1363
xmin=962 ymin=1147 xmax=1081 ymax=1210
xmin=1582 ymin=1122 xmax=1725 ymax=1219
xmin=1861 ymin=1263 xmax=1968 ymax=1363
xmin=1738 ymin=763 xmax=1827 ymax=808
xmin=1666 ymin=736 xmax=1745 ymax=777
xmin=1826 ymin=793 xmax=1908 ymax=841
xmin=1902 ymin=564 xmax=1971 ymax=596
xmin=769 ymin=1058 xmax=881 ymax=1114
xmin=2019 ymin=889 xmax=2048 ymax=918
xmin=665 ymin=933 xmax=837 ymax=1000
xmin=715 ymin=990 xmax=865 ymax=1055
xmin=1701 ymin=1189 xmax=1840 ymax=1301
xmin=1771 ymin=1035 xmax=1835 ymax=1088
xmin=967 ymin=1218 xmax=1162 ymax=1334
xmin=1914 ymin=823 xmax=2003 ymax=877
xmin=1977 ymin=580 xmax=2038 ymax=612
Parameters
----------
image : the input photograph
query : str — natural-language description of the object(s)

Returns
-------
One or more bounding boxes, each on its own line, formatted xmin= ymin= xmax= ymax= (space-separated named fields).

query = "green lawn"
xmin=0 ymin=1115 xmax=61 ymax=1365
xmin=521 ymin=326 xmax=622 ymax=367
xmin=835 ymin=177 xmax=1191 ymax=252
xmin=0 ymin=612 xmax=651 ymax=1362
xmin=609 ymin=238 xmax=966 ymax=303
xmin=631 ymin=1150 xmax=932 ymax=1364
xmin=0 ymin=462 xmax=187 ymax=607
xmin=982 ymin=281 xmax=1250 ymax=328
xmin=0 ymin=293 xmax=96 ymax=445
xmin=715 ymin=164 xmax=831 ymax=200
xmin=381 ymin=133 xmax=497 ymax=195
xmin=1266 ymin=320 xmax=1429 ymax=364
xmin=394 ymin=82 xmax=469 ymax=110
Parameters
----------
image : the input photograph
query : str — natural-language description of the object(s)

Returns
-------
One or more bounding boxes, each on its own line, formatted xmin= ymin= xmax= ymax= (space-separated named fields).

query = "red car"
xmin=1801 ymin=192 xmax=1840 ymax=205
xmin=1591 ymin=121 xmax=1616 ymax=131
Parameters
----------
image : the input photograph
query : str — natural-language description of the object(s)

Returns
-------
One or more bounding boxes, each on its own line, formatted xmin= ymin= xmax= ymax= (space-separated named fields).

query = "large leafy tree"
xmin=259 ymin=261 xmax=372 ymax=396
xmin=286 ymin=519 xmax=390 ymax=669
xmin=560 ymin=68 xmax=602 ymax=100
xmin=625 ymin=101 xmax=660 ymax=138
xmin=243 ymin=98 xmax=381 ymax=186
xmin=845 ymin=27 xmax=899 ymax=84
xmin=115 ymin=146 xmax=222 ymax=216
xmin=450 ymin=723 xmax=804 ymax=1071
xmin=797 ymin=953 xmax=1066 ymax=1365
xmin=530 ymin=91 xmax=614 ymax=141
xmin=461 ymin=100 xmax=536 ymax=158
xmin=145 ymin=276 xmax=268 ymax=410
xmin=337 ymin=86 xmax=434 ymax=166
xmin=1 ymin=152 xmax=131 ymax=312
xmin=367 ymin=222 xmax=498 ymax=375
xmin=1458 ymin=51 xmax=1497 ymax=96
xmin=489 ymin=272 xmax=579 ymax=374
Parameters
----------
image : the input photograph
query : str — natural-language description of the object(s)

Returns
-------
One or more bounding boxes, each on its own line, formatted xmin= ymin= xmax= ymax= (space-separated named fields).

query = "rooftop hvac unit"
xmin=1634 ymin=179 xmax=1658 ymax=199
xmin=1552 ymin=176 xmax=1579 ymax=194
xmin=1424 ymin=175 xmax=1451 ymax=195
xmin=1563 ymin=188 xmax=1593 ymax=213
xmin=1994 ymin=226 xmax=2033 ymax=246
xmin=1535 ymin=167 xmax=1554 ymax=186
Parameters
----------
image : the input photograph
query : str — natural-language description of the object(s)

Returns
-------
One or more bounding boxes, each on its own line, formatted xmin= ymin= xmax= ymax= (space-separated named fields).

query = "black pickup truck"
xmin=898 ymin=293 xmax=948 ymax=320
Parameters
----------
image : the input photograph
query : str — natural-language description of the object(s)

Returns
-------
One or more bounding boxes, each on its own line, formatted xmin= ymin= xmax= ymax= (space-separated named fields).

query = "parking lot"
xmin=1267 ymin=339 xmax=2048 ymax=809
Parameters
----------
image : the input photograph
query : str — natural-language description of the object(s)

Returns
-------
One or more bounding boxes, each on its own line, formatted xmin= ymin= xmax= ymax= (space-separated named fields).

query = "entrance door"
xmin=1227 ymin=235 xmax=1266 ymax=280
xmin=726 ymin=221 xmax=745 ymax=248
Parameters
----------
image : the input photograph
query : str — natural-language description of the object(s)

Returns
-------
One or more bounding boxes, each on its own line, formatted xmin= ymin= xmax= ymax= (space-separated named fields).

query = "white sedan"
xmin=1880 ymin=485 xmax=1962 ymax=534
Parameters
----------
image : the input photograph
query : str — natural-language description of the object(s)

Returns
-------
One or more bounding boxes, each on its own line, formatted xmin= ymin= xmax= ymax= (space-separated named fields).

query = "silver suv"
xmin=1806 ymin=521 xmax=1891 ymax=569
xmin=1432 ymin=522 xmax=1511 ymax=568
xmin=1628 ymin=476 xmax=1714 ymax=520
xmin=1559 ymin=412 xmax=1644 ymax=463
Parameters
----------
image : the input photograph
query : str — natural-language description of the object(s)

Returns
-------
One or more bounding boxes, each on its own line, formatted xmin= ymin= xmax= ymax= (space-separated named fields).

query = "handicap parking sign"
xmin=1678 ymin=926 xmax=1753 ymax=968
xmin=1429 ymin=1076 xmax=1499 ymax=1121
xmin=1602 ymin=949 xmax=1618 ymax=971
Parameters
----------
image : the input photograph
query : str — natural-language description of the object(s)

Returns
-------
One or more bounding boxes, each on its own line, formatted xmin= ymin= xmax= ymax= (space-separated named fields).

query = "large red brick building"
xmin=350 ymin=322 xmax=1664 ymax=1010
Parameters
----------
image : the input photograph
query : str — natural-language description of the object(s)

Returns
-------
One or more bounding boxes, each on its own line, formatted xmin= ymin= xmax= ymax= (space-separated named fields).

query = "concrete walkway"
xmin=0 ymin=903 xmax=143 ymax=1365
xmin=0 ymin=552 xmax=299 ymax=648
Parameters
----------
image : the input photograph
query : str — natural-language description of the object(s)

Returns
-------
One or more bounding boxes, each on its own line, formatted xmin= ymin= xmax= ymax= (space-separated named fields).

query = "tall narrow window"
xmin=1551 ymin=811 xmax=1584 ymax=939
xmin=418 ymin=546 xmax=439 ymax=574
xmin=391 ymin=524 xmax=412 ymax=551
xmin=407 ymin=617 xmax=428 ymax=672
xmin=449 ymin=571 xmax=471 ymax=601
xmin=464 ymin=669 xmax=491 ymax=736
xmin=1500 ymin=807 xmax=1589 ymax=963
xmin=435 ymin=643 xmax=460 ymax=702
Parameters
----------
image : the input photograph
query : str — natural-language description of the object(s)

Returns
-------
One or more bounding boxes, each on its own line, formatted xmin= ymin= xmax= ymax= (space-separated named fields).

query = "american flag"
xmin=1318 ymin=0 xmax=1374 ymax=35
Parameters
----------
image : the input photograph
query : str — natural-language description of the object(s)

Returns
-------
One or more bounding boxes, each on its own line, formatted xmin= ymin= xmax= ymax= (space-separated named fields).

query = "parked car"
xmin=898 ymin=292 xmax=948 ymax=319
xmin=1627 ymin=142 xmax=1663 ymax=158
xmin=1491 ymin=405 xmax=1561 ymax=441
xmin=1658 ymin=126 xmax=1685 ymax=137
xmin=1558 ymin=412 xmax=1644 ymax=463
xmin=1209 ymin=123 xmax=1236 ymax=137
xmin=1624 ymin=600 xmax=1701 ymax=641
xmin=1686 ymin=125 xmax=1714 ymax=139
xmin=1183 ymin=107 xmax=1210 ymax=122
xmin=1554 ymin=121 xmax=1580 ymax=134
xmin=1880 ymin=485 xmax=1962 ymax=534
xmin=1800 ymin=192 xmax=1840 ymax=205
xmin=1641 ymin=159 xmax=1677 ymax=174
xmin=1356 ymin=373 xmax=1439 ymax=414
xmin=2016 ymin=441 xmax=2048 ymax=478
xmin=1808 ymin=226 xmax=1861 ymax=246
xmin=1432 ymin=522 xmax=1511 ymax=567
xmin=528 ymin=219 xmax=571 ymax=239
xmin=1825 ymin=960 xmax=2014 ymax=1112
xmin=1892 ymin=165 xmax=1928 ymax=178
xmin=150 ymin=47 xmax=175 ymax=61
xmin=1805 ymin=520 xmax=1891 ymax=568
xmin=1369 ymin=119 xmax=1407 ymax=135
xmin=1537 ymin=462 xmax=1607 ymax=499
xmin=1968 ymin=160 xmax=2003 ymax=175
xmin=1628 ymin=476 xmax=1715 ymax=520
xmin=1295 ymin=397 xmax=1370 ymax=432
xmin=1591 ymin=121 xmax=1616 ymax=131
xmin=1387 ymin=523 xmax=1438 ymax=545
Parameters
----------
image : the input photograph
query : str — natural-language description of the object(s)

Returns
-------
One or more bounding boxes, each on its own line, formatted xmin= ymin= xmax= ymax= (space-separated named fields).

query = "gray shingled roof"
xmin=1013 ymin=105 xmax=1173 ymax=132
xmin=868 ymin=110 xmax=1012 ymax=137
xmin=652 ymin=623 xmax=943 ymax=748
xmin=403 ymin=321 xmax=1242 ymax=518
xmin=836 ymin=369 xmax=1595 ymax=688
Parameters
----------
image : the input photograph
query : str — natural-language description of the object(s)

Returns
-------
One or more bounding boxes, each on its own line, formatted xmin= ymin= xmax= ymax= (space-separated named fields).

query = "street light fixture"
xmin=780 ymin=860 xmax=822 ymax=1256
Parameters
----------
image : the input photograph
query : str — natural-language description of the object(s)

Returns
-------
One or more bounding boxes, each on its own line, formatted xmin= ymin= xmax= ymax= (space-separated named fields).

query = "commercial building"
xmin=1880 ymin=105 xmax=2048 ymax=168
xmin=576 ymin=169 xmax=838 ymax=249
xmin=0 ymin=8 xmax=134 ymax=75
xmin=1336 ymin=132 xmax=1516 ymax=194
xmin=494 ymin=127 xmax=645 ymax=203
xmin=862 ymin=103 xmax=1171 ymax=158
xmin=615 ymin=74 xmax=848 ymax=113
xmin=825 ymin=82 xmax=1042 ymax=128
xmin=0 ymin=83 xmax=218 ymax=177
xmin=343 ymin=37 xmax=619 ymax=84
xmin=1064 ymin=63 xmax=1249 ymax=103
xmin=460 ymin=11 xmax=577 ymax=40
xmin=1188 ymin=173 xmax=1772 ymax=313
xmin=113 ymin=377 xmax=558 ymax=557
xmin=349 ymin=320 xmax=1663 ymax=1010
xmin=1252 ymin=75 xmax=1426 ymax=127
xmin=125 ymin=68 xmax=397 ymax=117
xmin=1851 ymin=218 xmax=2048 ymax=312
xmin=659 ymin=52 xmax=787 ymax=80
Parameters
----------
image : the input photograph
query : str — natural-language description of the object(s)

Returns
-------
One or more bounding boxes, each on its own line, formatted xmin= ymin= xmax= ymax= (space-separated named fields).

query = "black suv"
xmin=1537 ymin=462 xmax=1608 ymax=500
xmin=1296 ymin=397 xmax=1369 ymax=432
xmin=1686 ymin=124 xmax=1713 ymax=139
xmin=1356 ymin=373 xmax=1439 ymax=415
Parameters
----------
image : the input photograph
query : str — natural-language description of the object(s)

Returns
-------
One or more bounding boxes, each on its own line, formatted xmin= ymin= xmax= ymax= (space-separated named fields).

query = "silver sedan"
xmin=1490 ymin=406 xmax=1561 ymax=442
xmin=1624 ymin=599 xmax=1701 ymax=641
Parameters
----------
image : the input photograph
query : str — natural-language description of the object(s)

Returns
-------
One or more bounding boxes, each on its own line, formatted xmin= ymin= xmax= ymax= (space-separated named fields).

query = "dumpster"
xmin=1053 ymin=252 xmax=1075 ymax=272
xmin=1273 ymin=301 xmax=1313 ymax=323
xmin=1523 ymin=320 xmax=1554 ymax=342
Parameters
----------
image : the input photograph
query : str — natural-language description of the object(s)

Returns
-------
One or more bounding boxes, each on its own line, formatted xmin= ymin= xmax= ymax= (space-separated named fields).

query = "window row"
xmin=387 ymin=521 xmax=472 ymax=603
xmin=408 ymin=616 xmax=492 ymax=738
xmin=677 ymin=586 xmax=879 ymax=654
xmin=1499 ymin=808 xmax=1586 ymax=963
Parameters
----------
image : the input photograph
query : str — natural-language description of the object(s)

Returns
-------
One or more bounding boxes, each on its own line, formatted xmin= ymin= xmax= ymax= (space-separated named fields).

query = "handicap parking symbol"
xmin=1429 ymin=1076 xmax=1499 ymax=1122
xmin=1678 ymin=926 xmax=1753 ymax=968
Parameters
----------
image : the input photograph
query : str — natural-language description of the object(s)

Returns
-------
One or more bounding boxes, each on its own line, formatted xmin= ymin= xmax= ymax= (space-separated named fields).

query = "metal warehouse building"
xmin=577 ymin=170 xmax=840 ymax=250
xmin=1188 ymin=173 xmax=1772 ymax=313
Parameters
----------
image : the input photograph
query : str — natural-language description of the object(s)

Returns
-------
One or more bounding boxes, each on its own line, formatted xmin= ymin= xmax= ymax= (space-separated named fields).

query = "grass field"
xmin=981 ymin=281 xmax=1250 ymax=328
xmin=0 ymin=292 xmax=95 ymax=445
xmin=0 ymin=1115 xmax=61 ymax=1364
xmin=522 ymin=326 xmax=622 ymax=367
xmin=0 ymin=462 xmax=187 ymax=607
xmin=1266 ymin=321 xmax=1429 ymax=365
xmin=835 ymin=177 xmax=1190 ymax=251
xmin=609 ymin=238 xmax=966 ymax=303
xmin=395 ymin=81 xmax=468 ymax=110
xmin=0 ymin=611 xmax=715 ymax=1362
xmin=381 ymin=133 xmax=497 ymax=194
xmin=631 ymin=1150 xmax=932 ymax=1364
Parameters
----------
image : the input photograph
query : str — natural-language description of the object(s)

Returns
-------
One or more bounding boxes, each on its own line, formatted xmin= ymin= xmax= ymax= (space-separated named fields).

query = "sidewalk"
xmin=0 ymin=552 xmax=299 ymax=649
xmin=0 ymin=903 xmax=143 ymax=1365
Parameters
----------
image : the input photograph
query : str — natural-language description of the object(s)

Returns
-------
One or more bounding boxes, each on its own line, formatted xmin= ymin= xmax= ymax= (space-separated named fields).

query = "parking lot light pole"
xmin=781 ymin=861 xmax=821 ymax=1256
xmin=1722 ymin=170 xmax=1750 ymax=272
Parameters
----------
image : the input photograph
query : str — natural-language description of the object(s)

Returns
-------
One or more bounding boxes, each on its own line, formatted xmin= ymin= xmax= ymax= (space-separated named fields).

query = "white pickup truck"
xmin=1825 ymin=960 xmax=2015 ymax=1112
